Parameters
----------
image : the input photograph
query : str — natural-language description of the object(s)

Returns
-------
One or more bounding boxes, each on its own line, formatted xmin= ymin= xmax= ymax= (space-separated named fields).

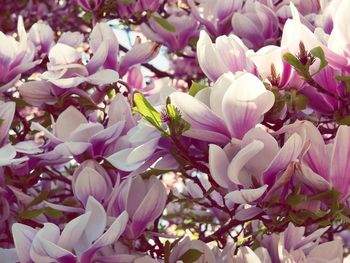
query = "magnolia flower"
xmin=188 ymin=0 xmax=243 ymax=36
xmin=107 ymin=175 xmax=167 ymax=239
xmin=105 ymin=120 xmax=160 ymax=172
xmin=170 ymin=72 xmax=274 ymax=143
xmin=280 ymin=3 xmax=349 ymax=70
xmin=72 ymin=160 xmax=113 ymax=206
xmin=232 ymin=246 xmax=272 ymax=263
xmin=281 ymin=121 xmax=350 ymax=201
xmin=12 ymin=197 xmax=128 ymax=263
xmin=0 ymin=101 xmax=16 ymax=147
xmin=28 ymin=21 xmax=54 ymax=54
xmin=75 ymin=0 xmax=104 ymax=11
xmin=232 ymin=0 xmax=279 ymax=49
xmin=249 ymin=45 xmax=301 ymax=89
xmin=209 ymin=127 xmax=303 ymax=206
xmin=261 ymin=222 xmax=342 ymax=263
xmin=0 ymin=102 xmax=29 ymax=166
xmin=0 ymin=16 xmax=36 ymax=92
xmin=277 ymin=0 xmax=321 ymax=17
xmin=30 ymin=96 xmax=130 ymax=164
xmin=116 ymin=0 xmax=163 ymax=18
xmin=90 ymin=23 xmax=160 ymax=76
xmin=196 ymin=31 xmax=256 ymax=81
xmin=327 ymin=0 xmax=350 ymax=65
xmin=169 ymin=237 xmax=215 ymax=263
xmin=40 ymin=42 xmax=119 ymax=89
xmin=315 ymin=0 xmax=342 ymax=34
xmin=141 ymin=13 xmax=199 ymax=51
xmin=18 ymin=81 xmax=56 ymax=107
xmin=300 ymin=66 xmax=345 ymax=114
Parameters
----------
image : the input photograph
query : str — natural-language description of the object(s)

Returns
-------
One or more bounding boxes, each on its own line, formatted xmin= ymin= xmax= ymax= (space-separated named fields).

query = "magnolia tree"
xmin=1 ymin=0 xmax=350 ymax=262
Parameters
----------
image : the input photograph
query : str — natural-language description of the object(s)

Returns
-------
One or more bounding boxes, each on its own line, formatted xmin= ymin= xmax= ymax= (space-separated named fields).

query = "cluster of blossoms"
xmin=1 ymin=0 xmax=350 ymax=262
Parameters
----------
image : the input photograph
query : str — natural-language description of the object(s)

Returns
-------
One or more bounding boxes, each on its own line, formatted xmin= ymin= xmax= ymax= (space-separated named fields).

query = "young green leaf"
xmin=310 ymin=46 xmax=328 ymax=74
xmin=286 ymin=193 xmax=307 ymax=208
xmin=188 ymin=81 xmax=206 ymax=97
xmin=28 ymin=191 xmax=49 ymax=207
xmin=152 ymin=15 xmax=176 ymax=32
xmin=20 ymin=208 xmax=45 ymax=220
xmin=295 ymin=94 xmax=309 ymax=110
xmin=44 ymin=207 xmax=64 ymax=219
xmin=336 ymin=115 xmax=350 ymax=125
xmin=283 ymin=53 xmax=305 ymax=73
xmin=133 ymin=93 xmax=163 ymax=131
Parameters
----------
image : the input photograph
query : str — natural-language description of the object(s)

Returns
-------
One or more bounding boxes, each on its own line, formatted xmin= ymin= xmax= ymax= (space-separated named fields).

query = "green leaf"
xmin=178 ymin=249 xmax=203 ymax=263
xmin=133 ymin=93 xmax=162 ymax=131
xmin=286 ymin=194 xmax=307 ymax=208
xmin=308 ymin=188 xmax=340 ymax=202
xmin=188 ymin=38 xmax=198 ymax=47
xmin=336 ymin=76 xmax=350 ymax=82
xmin=336 ymin=212 xmax=350 ymax=224
xmin=121 ymin=0 xmax=135 ymax=3
xmin=82 ymin=12 xmax=93 ymax=23
xmin=166 ymin=104 xmax=181 ymax=122
xmin=188 ymin=81 xmax=206 ymax=97
xmin=289 ymin=211 xmax=304 ymax=225
xmin=283 ymin=53 xmax=305 ymax=73
xmin=107 ymin=88 xmax=116 ymax=99
xmin=295 ymin=94 xmax=309 ymax=110
xmin=28 ymin=191 xmax=49 ymax=207
xmin=20 ymin=208 xmax=45 ymax=220
xmin=310 ymin=46 xmax=328 ymax=74
xmin=44 ymin=207 xmax=64 ymax=219
xmin=152 ymin=15 xmax=176 ymax=32
xmin=336 ymin=115 xmax=350 ymax=125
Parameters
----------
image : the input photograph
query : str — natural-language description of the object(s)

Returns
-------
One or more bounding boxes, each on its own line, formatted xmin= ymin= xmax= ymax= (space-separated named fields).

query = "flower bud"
xmin=72 ymin=160 xmax=112 ymax=206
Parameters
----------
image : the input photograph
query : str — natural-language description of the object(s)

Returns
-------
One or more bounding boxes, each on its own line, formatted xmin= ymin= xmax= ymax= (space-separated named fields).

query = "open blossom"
xmin=188 ymin=0 xmax=243 ymax=37
xmin=28 ymin=21 xmax=54 ymax=54
xmin=209 ymin=126 xmax=303 ymax=206
xmin=141 ymin=12 xmax=199 ymax=51
xmin=0 ymin=17 xmax=36 ymax=92
xmin=249 ymin=44 xmax=304 ymax=90
xmin=30 ymin=94 xmax=136 ymax=163
xmin=171 ymin=72 xmax=274 ymax=143
xmin=232 ymin=0 xmax=279 ymax=49
xmin=280 ymin=3 xmax=349 ymax=71
xmin=107 ymin=175 xmax=167 ymax=239
xmin=105 ymin=121 xmax=161 ymax=172
xmin=3 ymin=1 xmax=350 ymax=261
xmin=11 ymin=197 xmax=128 ymax=263
xmin=116 ymin=0 xmax=163 ymax=18
xmin=0 ymin=101 xmax=31 ymax=167
xmin=260 ymin=223 xmax=343 ymax=263
xmin=90 ymin=22 xmax=160 ymax=76
xmin=40 ymin=42 xmax=119 ymax=89
xmin=217 ymin=223 xmax=342 ymax=263
xmin=196 ymin=30 xmax=256 ymax=81
xmin=280 ymin=121 xmax=350 ymax=201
